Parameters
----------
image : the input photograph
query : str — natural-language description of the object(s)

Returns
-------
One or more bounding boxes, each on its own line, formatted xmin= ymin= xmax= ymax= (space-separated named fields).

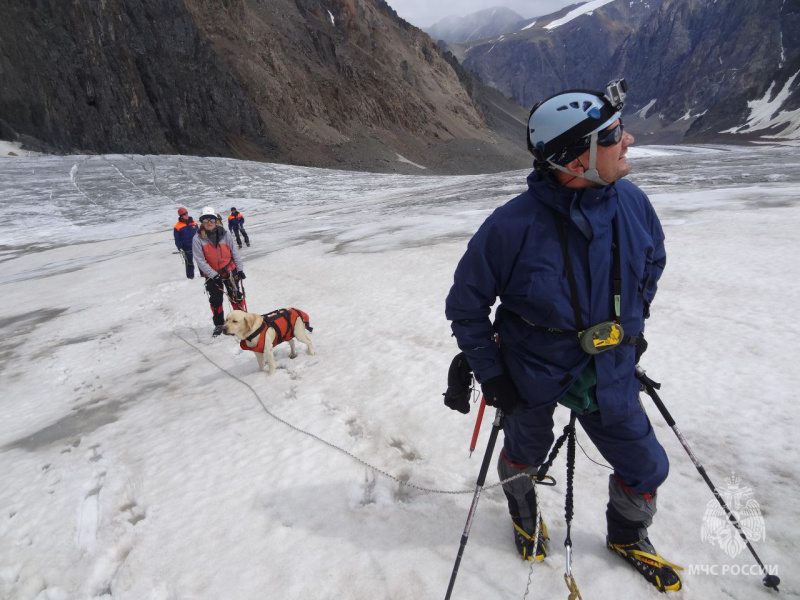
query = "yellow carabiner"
xmin=564 ymin=573 xmax=583 ymax=600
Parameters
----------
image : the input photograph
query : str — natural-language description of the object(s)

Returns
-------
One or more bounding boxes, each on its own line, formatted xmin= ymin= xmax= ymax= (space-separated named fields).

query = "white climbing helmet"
xmin=199 ymin=206 xmax=217 ymax=223
xmin=527 ymin=79 xmax=628 ymax=185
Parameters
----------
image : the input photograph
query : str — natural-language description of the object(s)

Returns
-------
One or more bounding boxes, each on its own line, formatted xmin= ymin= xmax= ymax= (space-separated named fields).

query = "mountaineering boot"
xmin=212 ymin=325 xmax=224 ymax=337
xmin=246 ymin=242 xmax=250 ymax=247
xmin=607 ymin=537 xmax=683 ymax=592
xmin=513 ymin=517 xmax=548 ymax=561
xmin=498 ymin=450 xmax=547 ymax=561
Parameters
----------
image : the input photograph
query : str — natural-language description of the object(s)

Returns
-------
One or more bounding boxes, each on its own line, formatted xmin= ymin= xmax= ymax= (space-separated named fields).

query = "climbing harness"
xmin=517 ymin=211 xmax=639 ymax=355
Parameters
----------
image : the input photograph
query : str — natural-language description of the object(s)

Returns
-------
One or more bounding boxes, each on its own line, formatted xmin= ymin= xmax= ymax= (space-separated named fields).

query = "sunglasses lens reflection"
xmin=598 ymin=121 xmax=623 ymax=146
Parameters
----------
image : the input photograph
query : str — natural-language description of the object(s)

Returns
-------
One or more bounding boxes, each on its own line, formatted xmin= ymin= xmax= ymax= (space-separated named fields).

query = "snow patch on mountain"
xmin=722 ymin=71 xmax=800 ymax=139
xmin=637 ymin=99 xmax=658 ymax=119
xmin=545 ymin=0 xmax=615 ymax=30
xmin=0 ymin=140 xmax=41 ymax=157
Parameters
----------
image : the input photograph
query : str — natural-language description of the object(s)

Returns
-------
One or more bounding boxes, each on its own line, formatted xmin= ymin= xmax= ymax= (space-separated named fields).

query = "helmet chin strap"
xmin=548 ymin=133 xmax=611 ymax=187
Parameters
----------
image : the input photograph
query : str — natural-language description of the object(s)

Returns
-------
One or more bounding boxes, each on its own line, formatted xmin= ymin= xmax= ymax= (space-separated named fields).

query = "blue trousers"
xmin=503 ymin=401 xmax=668 ymax=494
xmin=181 ymin=249 xmax=195 ymax=279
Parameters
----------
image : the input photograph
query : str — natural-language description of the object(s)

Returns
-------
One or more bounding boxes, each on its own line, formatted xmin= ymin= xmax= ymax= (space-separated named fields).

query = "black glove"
xmin=443 ymin=352 xmax=473 ymax=414
xmin=237 ymin=271 xmax=246 ymax=280
xmin=635 ymin=335 xmax=648 ymax=364
xmin=481 ymin=373 xmax=522 ymax=414
xmin=212 ymin=274 xmax=223 ymax=285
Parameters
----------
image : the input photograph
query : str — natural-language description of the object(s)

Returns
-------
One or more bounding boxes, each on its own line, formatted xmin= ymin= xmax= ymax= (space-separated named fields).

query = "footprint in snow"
xmin=388 ymin=438 xmax=421 ymax=462
xmin=119 ymin=500 xmax=146 ymax=526
xmin=77 ymin=469 xmax=106 ymax=550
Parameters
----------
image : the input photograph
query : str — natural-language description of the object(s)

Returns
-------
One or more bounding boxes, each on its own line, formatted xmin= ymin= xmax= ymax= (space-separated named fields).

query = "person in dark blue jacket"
xmin=173 ymin=207 xmax=198 ymax=279
xmin=445 ymin=81 xmax=680 ymax=592
xmin=228 ymin=207 xmax=250 ymax=249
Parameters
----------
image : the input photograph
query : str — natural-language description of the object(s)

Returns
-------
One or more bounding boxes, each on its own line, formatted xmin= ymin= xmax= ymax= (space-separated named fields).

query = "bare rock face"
xmin=447 ymin=0 xmax=799 ymax=143
xmin=457 ymin=1 xmax=660 ymax=110
xmin=0 ymin=0 xmax=530 ymax=173
xmin=614 ymin=0 xmax=800 ymax=142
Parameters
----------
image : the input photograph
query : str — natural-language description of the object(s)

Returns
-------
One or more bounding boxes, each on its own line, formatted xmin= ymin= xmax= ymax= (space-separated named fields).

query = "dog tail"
xmin=292 ymin=308 xmax=313 ymax=333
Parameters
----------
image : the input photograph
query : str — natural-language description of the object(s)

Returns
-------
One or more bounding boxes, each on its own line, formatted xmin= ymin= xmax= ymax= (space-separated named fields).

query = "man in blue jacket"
xmin=173 ymin=207 xmax=198 ymax=279
xmin=228 ymin=207 xmax=250 ymax=249
xmin=445 ymin=81 xmax=680 ymax=592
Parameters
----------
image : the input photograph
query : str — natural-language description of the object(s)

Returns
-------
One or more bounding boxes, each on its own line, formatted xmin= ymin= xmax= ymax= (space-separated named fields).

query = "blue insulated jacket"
xmin=228 ymin=212 xmax=245 ymax=231
xmin=173 ymin=219 xmax=198 ymax=251
xmin=445 ymin=170 xmax=666 ymax=425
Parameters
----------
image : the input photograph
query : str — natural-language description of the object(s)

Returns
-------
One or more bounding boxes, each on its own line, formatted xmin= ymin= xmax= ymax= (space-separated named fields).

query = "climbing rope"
xmin=173 ymin=328 xmax=528 ymax=495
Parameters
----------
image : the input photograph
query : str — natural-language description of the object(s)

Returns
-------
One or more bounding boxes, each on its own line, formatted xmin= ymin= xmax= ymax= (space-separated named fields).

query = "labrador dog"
xmin=223 ymin=308 xmax=314 ymax=375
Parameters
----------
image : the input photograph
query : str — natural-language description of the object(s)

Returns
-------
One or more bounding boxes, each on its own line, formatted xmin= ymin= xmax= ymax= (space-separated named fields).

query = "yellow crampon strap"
xmin=513 ymin=521 xmax=548 ymax=562
xmin=564 ymin=574 xmax=582 ymax=600
xmin=618 ymin=548 xmax=684 ymax=572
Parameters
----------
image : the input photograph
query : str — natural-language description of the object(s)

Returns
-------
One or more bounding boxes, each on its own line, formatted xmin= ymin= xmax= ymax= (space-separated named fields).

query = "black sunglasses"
xmin=596 ymin=120 xmax=624 ymax=147
xmin=199 ymin=215 xmax=216 ymax=223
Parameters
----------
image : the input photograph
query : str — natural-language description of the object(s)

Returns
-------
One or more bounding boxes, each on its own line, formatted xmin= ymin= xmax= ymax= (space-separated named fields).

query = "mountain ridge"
xmin=0 ymin=0 xmax=530 ymax=174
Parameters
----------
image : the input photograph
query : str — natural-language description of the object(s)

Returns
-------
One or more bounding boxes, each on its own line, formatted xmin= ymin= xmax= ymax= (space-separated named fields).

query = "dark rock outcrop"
xmin=457 ymin=1 xmax=660 ymax=109
xmin=613 ymin=0 xmax=800 ymax=142
xmin=442 ymin=0 xmax=799 ymax=143
xmin=0 ymin=0 xmax=531 ymax=173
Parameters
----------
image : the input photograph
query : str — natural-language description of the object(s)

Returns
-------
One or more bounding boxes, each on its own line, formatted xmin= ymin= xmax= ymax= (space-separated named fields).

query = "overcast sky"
xmin=387 ymin=0 xmax=580 ymax=28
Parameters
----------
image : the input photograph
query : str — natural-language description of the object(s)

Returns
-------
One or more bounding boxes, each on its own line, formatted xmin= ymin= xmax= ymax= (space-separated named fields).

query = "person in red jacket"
xmin=192 ymin=206 xmax=246 ymax=336
xmin=173 ymin=207 xmax=197 ymax=279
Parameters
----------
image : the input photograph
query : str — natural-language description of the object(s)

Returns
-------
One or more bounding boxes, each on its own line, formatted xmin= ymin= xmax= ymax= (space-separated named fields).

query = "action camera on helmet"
xmin=605 ymin=79 xmax=628 ymax=110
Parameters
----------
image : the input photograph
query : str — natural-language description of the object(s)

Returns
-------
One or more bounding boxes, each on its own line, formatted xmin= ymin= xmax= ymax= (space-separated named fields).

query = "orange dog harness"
xmin=240 ymin=308 xmax=312 ymax=353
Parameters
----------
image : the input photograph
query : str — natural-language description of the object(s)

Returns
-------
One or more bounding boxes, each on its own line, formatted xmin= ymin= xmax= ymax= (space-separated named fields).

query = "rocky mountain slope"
xmin=0 ymin=0 xmax=530 ymax=173
xmin=440 ymin=0 xmax=799 ymax=144
xmin=455 ymin=0 xmax=660 ymax=109
xmin=613 ymin=0 xmax=800 ymax=143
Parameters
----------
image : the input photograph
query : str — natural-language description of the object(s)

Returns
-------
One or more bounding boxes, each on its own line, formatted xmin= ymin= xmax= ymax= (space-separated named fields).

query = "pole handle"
xmin=635 ymin=366 xmax=675 ymax=426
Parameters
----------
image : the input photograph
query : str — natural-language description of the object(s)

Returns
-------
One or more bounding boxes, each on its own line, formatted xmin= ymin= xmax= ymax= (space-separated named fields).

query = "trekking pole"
xmin=468 ymin=395 xmax=487 ymax=457
xmin=445 ymin=408 xmax=505 ymax=600
xmin=635 ymin=366 xmax=780 ymax=592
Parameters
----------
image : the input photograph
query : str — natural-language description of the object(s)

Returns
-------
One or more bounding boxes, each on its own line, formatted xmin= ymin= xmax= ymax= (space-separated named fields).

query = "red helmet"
xmin=177 ymin=207 xmax=188 ymax=216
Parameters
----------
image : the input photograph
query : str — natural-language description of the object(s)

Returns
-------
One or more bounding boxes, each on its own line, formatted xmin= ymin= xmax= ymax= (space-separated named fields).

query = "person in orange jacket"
xmin=173 ymin=207 xmax=198 ymax=279
xmin=228 ymin=206 xmax=250 ymax=249
xmin=192 ymin=206 xmax=246 ymax=336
